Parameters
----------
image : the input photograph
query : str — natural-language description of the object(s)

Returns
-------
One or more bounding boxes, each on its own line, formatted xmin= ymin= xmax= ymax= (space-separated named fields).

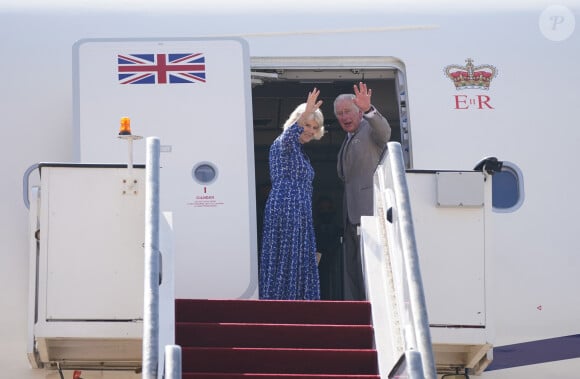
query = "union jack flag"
xmin=117 ymin=53 xmax=206 ymax=84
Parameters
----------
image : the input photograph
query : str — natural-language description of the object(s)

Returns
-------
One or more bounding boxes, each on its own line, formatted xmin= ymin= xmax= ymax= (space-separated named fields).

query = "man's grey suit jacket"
xmin=337 ymin=109 xmax=391 ymax=225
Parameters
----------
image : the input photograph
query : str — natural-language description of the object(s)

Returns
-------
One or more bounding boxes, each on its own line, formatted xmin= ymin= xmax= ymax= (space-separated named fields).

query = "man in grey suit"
xmin=335 ymin=82 xmax=391 ymax=300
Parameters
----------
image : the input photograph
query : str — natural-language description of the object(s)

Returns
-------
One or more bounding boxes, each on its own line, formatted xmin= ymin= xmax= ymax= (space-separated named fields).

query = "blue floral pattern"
xmin=259 ymin=123 xmax=320 ymax=300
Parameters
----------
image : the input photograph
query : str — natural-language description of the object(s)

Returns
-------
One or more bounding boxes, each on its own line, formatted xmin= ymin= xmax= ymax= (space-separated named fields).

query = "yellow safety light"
xmin=119 ymin=117 xmax=132 ymax=135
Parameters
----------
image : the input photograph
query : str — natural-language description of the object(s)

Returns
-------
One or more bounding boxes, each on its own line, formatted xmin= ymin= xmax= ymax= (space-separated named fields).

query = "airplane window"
xmin=192 ymin=162 xmax=218 ymax=185
xmin=492 ymin=162 xmax=524 ymax=212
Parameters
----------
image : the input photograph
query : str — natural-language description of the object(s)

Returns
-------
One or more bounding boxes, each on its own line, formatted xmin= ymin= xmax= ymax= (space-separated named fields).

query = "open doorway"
xmin=251 ymin=57 xmax=407 ymax=247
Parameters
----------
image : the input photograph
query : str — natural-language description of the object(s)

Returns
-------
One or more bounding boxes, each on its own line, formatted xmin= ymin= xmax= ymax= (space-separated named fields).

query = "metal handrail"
xmin=142 ymin=136 xmax=181 ymax=379
xmin=376 ymin=142 xmax=437 ymax=379
xmin=143 ymin=136 xmax=161 ymax=379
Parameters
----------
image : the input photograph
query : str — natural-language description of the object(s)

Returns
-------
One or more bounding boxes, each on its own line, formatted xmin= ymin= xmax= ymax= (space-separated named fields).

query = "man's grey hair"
xmin=333 ymin=94 xmax=360 ymax=115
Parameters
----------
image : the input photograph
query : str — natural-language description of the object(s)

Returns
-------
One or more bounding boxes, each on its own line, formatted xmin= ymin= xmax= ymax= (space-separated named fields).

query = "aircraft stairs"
xmin=24 ymin=141 xmax=493 ymax=378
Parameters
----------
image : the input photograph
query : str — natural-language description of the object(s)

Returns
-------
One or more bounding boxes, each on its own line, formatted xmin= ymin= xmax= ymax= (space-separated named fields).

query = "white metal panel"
xmin=41 ymin=166 xmax=145 ymax=320
xmin=436 ymin=171 xmax=484 ymax=208
xmin=74 ymin=38 xmax=257 ymax=299
xmin=406 ymin=172 xmax=486 ymax=326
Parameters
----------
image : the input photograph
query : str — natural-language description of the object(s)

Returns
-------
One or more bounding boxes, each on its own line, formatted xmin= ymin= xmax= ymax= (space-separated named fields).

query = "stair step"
xmin=181 ymin=347 xmax=378 ymax=374
xmin=175 ymin=299 xmax=371 ymax=325
xmin=176 ymin=322 xmax=374 ymax=349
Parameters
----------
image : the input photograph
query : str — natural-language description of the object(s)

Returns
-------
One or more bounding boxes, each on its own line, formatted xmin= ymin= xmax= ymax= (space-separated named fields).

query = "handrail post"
xmin=143 ymin=137 xmax=161 ymax=379
xmin=22 ymin=163 xmax=40 ymax=209
xmin=165 ymin=345 xmax=182 ymax=379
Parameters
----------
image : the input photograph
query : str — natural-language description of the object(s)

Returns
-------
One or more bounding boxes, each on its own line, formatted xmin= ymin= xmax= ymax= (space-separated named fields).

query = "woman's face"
xmin=299 ymin=119 xmax=320 ymax=144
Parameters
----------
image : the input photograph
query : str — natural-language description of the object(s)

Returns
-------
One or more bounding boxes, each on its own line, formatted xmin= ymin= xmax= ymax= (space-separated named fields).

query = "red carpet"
xmin=175 ymin=299 xmax=380 ymax=379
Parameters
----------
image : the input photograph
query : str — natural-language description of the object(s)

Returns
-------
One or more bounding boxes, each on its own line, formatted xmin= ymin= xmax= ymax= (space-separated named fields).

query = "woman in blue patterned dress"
xmin=259 ymin=88 xmax=325 ymax=300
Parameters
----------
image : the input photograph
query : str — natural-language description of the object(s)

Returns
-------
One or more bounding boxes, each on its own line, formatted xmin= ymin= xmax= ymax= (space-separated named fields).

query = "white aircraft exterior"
xmin=1 ymin=1 xmax=579 ymax=378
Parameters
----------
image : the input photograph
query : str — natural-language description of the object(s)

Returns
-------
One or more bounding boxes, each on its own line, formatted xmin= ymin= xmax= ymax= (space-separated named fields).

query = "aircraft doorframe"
xmin=249 ymin=56 xmax=410 ymax=252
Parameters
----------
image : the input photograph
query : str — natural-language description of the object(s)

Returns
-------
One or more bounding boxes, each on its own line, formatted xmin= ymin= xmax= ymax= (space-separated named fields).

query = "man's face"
xmin=335 ymin=99 xmax=362 ymax=134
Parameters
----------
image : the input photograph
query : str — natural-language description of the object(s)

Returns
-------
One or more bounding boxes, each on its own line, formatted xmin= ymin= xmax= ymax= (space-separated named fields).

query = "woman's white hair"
xmin=282 ymin=103 xmax=325 ymax=140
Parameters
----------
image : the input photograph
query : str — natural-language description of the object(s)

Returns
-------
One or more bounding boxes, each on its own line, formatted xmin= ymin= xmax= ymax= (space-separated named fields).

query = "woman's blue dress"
xmin=259 ymin=123 xmax=320 ymax=300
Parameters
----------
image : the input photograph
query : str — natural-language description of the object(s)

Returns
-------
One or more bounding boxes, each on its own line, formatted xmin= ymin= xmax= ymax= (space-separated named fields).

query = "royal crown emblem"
xmin=444 ymin=58 xmax=497 ymax=90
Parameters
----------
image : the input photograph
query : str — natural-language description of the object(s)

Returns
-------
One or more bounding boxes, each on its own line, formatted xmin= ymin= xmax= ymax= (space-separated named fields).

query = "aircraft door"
xmin=74 ymin=38 xmax=258 ymax=299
